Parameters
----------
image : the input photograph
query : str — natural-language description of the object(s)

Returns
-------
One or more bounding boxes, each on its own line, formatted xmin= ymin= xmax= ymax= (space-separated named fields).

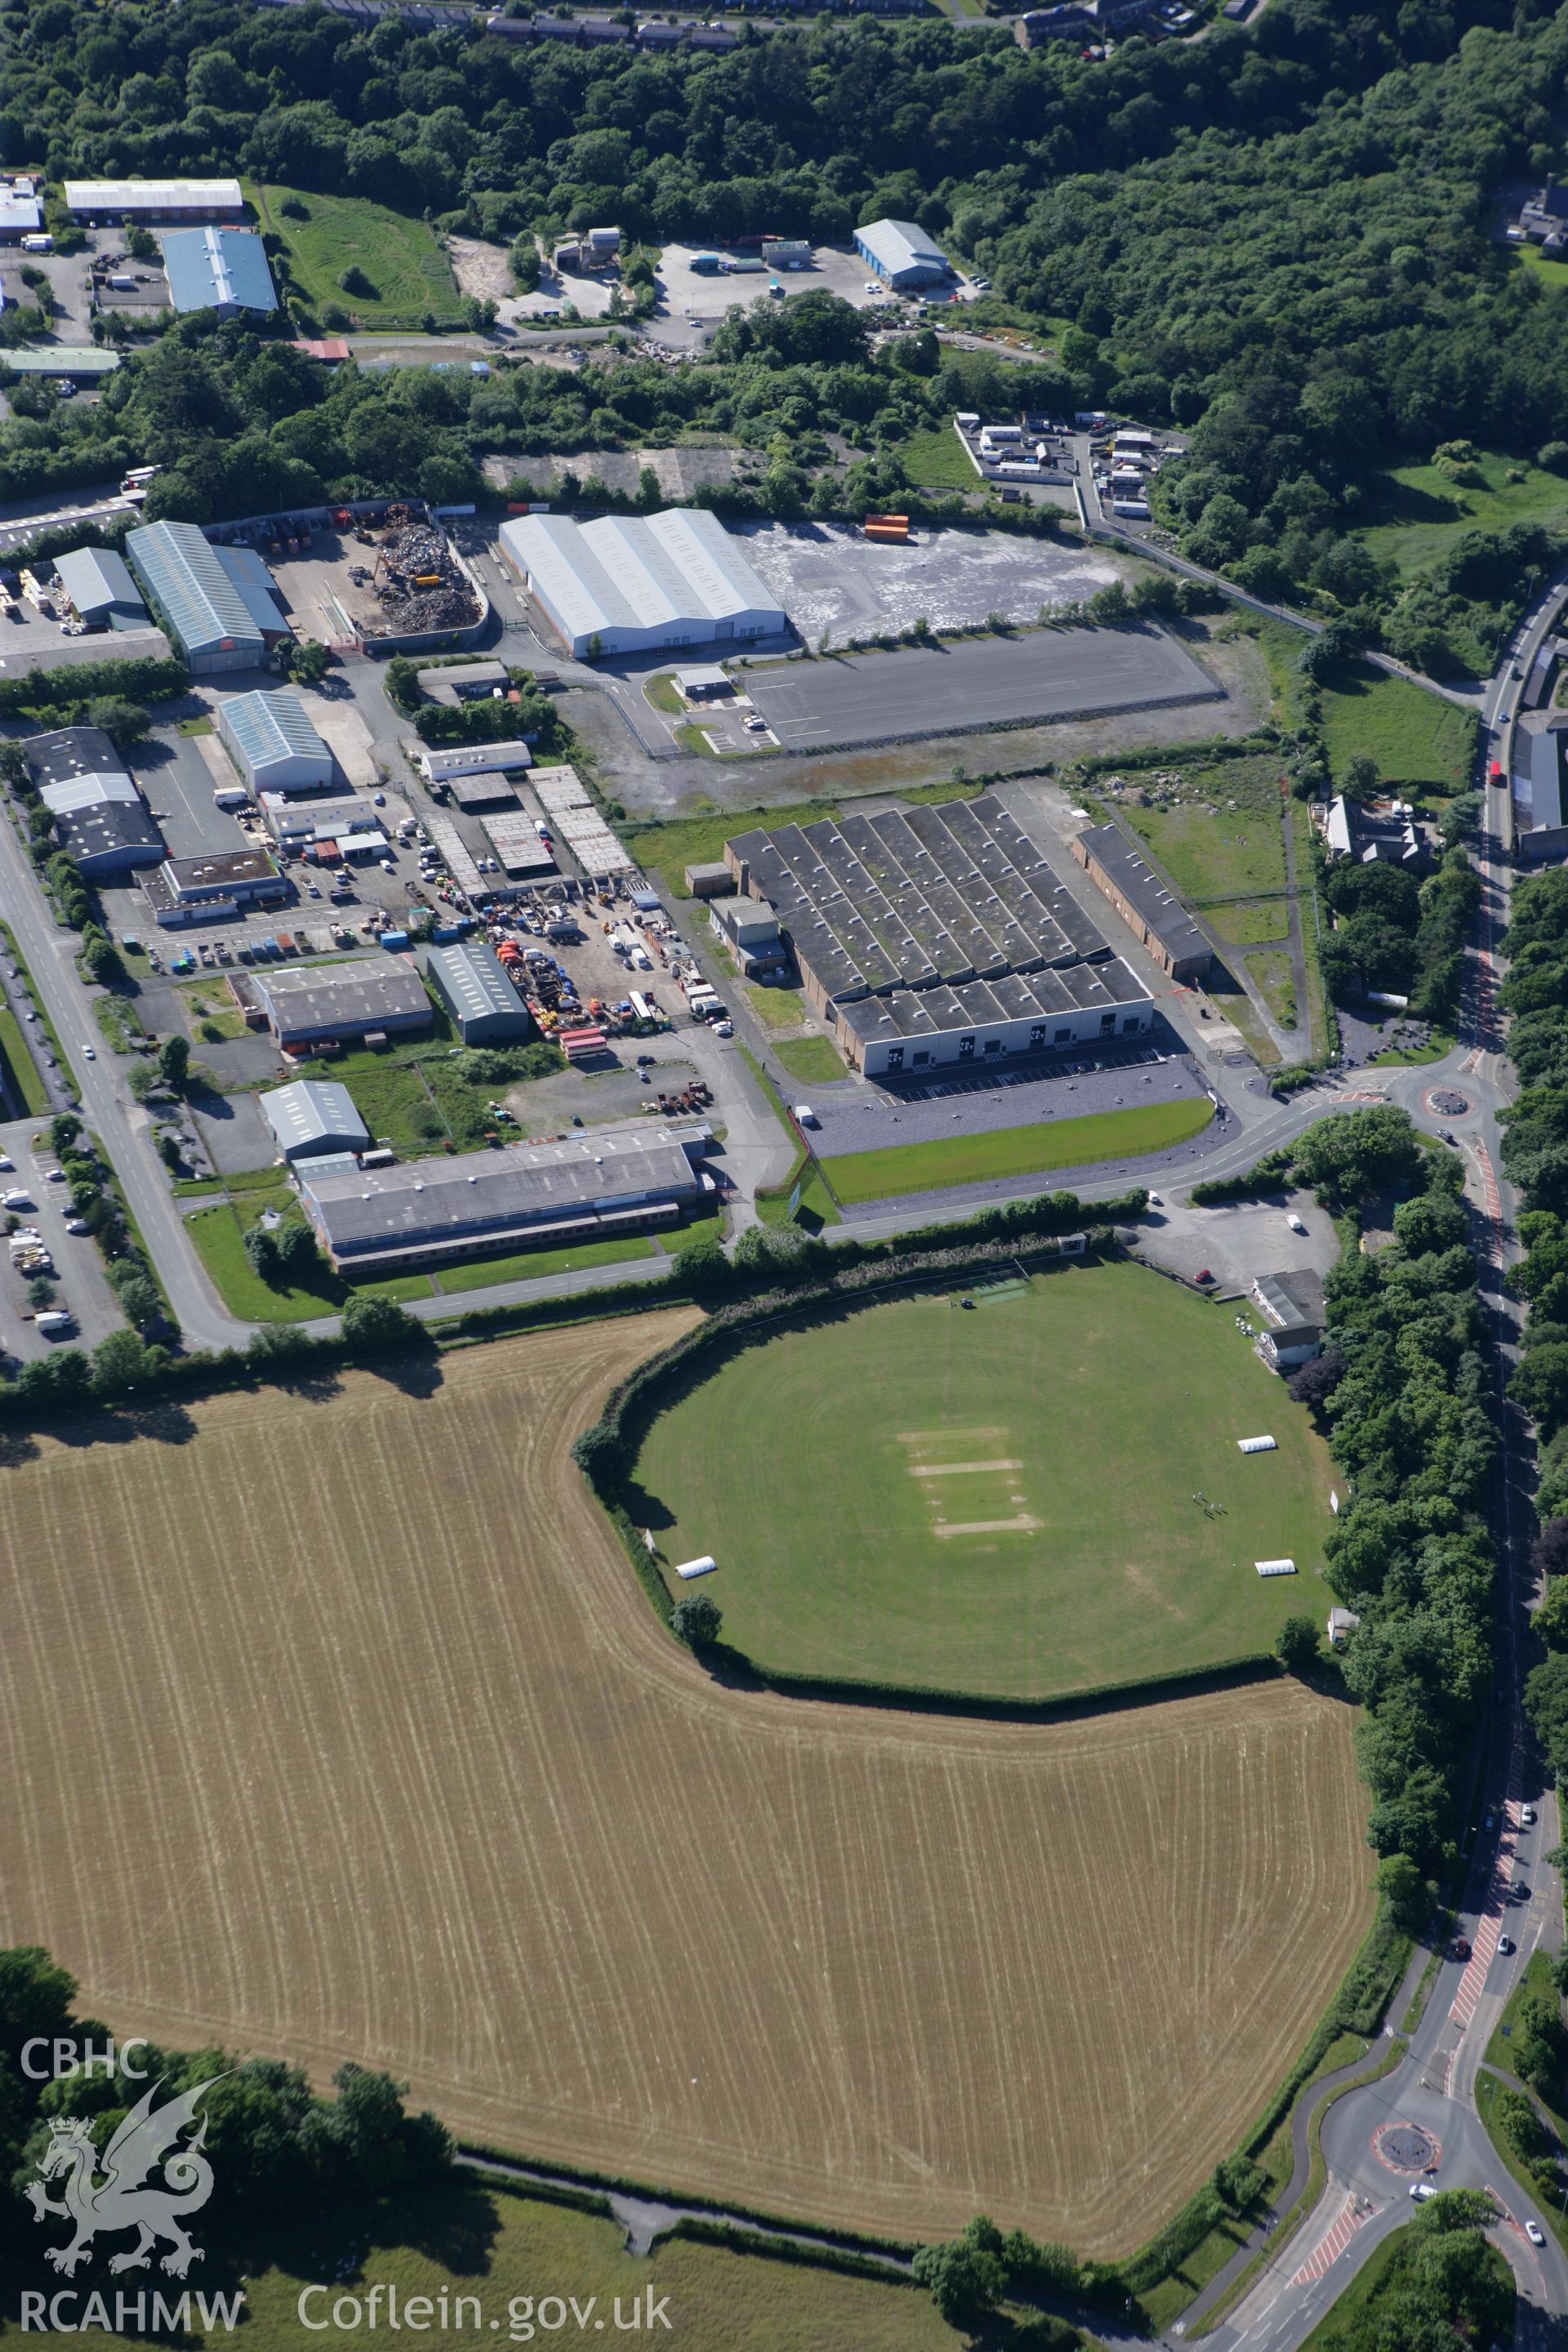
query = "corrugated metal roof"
xmin=54 ymin=546 xmax=145 ymax=621
xmin=162 ymin=227 xmax=276 ymax=314
xmin=220 ymin=688 xmax=331 ymax=773
xmin=500 ymin=508 xmax=785 ymax=643
xmin=855 ymin=217 xmax=949 ymax=278
xmin=426 ymin=941 xmax=530 ymax=1024
xmin=261 ymin=1080 xmax=370 ymax=1156
xmin=41 ymin=775 xmax=140 ymax=816
xmin=127 ymin=521 xmax=263 ymax=657
xmin=64 ymin=178 xmax=243 ymax=213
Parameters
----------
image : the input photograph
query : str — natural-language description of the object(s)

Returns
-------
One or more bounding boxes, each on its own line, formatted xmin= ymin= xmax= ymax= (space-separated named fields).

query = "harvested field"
xmin=0 ymin=1320 xmax=1370 ymax=2251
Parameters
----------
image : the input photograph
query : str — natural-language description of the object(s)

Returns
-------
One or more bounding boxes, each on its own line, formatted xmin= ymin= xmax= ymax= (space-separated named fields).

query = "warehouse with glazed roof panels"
xmin=724 ymin=792 xmax=1154 ymax=1076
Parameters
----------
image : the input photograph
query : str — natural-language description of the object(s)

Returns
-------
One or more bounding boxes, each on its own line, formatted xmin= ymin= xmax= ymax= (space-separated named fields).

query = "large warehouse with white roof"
xmin=499 ymin=508 xmax=786 ymax=660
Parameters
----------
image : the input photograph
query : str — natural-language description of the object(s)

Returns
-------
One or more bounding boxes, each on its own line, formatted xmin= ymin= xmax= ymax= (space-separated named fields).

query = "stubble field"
xmin=0 ymin=1318 xmax=1370 ymax=2251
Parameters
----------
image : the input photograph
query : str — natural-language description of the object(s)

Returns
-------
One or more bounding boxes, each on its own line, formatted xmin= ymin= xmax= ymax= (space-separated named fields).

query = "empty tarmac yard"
xmin=744 ymin=624 xmax=1223 ymax=751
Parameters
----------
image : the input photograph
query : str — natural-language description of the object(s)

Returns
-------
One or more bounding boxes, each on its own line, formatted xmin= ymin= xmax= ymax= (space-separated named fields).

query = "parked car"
xmin=64 ymin=1218 xmax=88 ymax=1236
xmin=1287 ymin=1214 xmax=1307 ymax=1234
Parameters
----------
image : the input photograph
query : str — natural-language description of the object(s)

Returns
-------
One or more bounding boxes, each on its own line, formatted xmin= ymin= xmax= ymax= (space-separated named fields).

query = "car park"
xmin=2 ymin=1190 xmax=29 ymax=1209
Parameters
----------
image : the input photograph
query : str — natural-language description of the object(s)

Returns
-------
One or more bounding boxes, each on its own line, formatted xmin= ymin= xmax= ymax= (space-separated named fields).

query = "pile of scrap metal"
xmin=365 ymin=514 xmax=479 ymax=637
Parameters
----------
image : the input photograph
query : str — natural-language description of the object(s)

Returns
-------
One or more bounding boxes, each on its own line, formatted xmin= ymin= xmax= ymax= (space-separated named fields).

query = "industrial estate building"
xmin=0 ymin=185 xmax=43 ymax=242
xmin=217 ymin=688 xmax=333 ymax=795
xmin=64 ymin=178 xmax=246 ymax=222
xmin=256 ymin=959 xmax=433 ymax=1051
xmin=162 ymin=227 xmax=276 ymax=318
xmin=141 ymin=847 xmax=287 ymax=925
xmin=126 ymin=521 xmax=287 ymax=673
xmin=24 ymin=724 xmax=165 ymax=880
xmin=425 ymin=941 xmax=532 ymax=1043
xmin=261 ymin=1080 xmax=372 ymax=1164
xmin=1512 ymin=710 xmax=1568 ymax=863
xmin=300 ymin=1123 xmax=706 ymax=1272
xmin=499 ymin=508 xmax=786 ymax=660
xmin=724 ymin=794 xmax=1154 ymax=1076
xmin=1251 ymin=1271 xmax=1325 ymax=1371
xmin=710 ymin=894 xmax=789 ymax=978
xmin=853 ymin=217 xmax=951 ymax=288
xmin=1071 ymin=825 xmax=1213 ymax=984
xmin=54 ymin=546 xmax=149 ymax=632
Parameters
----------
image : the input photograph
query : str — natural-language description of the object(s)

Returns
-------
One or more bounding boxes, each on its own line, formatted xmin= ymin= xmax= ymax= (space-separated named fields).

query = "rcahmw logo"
xmin=18 ymin=2039 xmax=243 ymax=2332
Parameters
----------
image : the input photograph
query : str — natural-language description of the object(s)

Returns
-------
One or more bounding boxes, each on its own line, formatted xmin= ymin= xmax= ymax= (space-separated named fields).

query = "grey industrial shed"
xmin=261 ymin=1080 xmax=371 ymax=1163
xmin=54 ymin=546 xmax=149 ymax=631
xmin=217 ymin=688 xmax=333 ymax=794
xmin=126 ymin=520 xmax=265 ymax=673
xmin=163 ymin=228 xmax=276 ymax=318
xmin=425 ymin=941 xmax=532 ymax=1043
xmin=853 ymin=218 xmax=951 ymax=287
xmin=256 ymin=960 xmax=433 ymax=1049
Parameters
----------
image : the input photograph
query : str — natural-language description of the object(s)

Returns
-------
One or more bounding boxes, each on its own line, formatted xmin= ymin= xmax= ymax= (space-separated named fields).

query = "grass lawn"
xmin=1320 ymin=663 xmax=1477 ymax=800
xmin=11 ymin=2176 xmax=962 ymax=2352
xmin=821 ymin=1095 xmax=1212 ymax=1203
xmin=756 ymin=1156 xmax=840 ymax=1228
xmin=433 ymin=1232 xmax=656 ymax=1293
xmin=773 ymin=1032 xmax=847 ymax=1082
xmin=185 ymin=1196 xmax=432 ymax=1321
xmin=0 ymin=1004 xmax=47 ymax=1115
xmin=743 ymin=979 xmax=807 ymax=1031
xmin=1245 ymin=948 xmax=1298 ymax=1032
xmin=632 ymin=1257 xmax=1336 ymax=1699
xmin=176 ymin=715 xmax=212 ymax=737
xmin=177 ymin=981 xmax=247 ymax=1042
xmin=1370 ymin=1032 xmax=1454 ymax=1067
xmin=252 ymin=183 xmax=460 ymax=327
xmin=93 ymin=993 xmax=149 ymax=1055
xmin=644 ymin=673 xmax=687 ymax=715
xmin=898 ymin=425 xmax=980 ymax=491
xmin=1120 ymin=754 xmax=1289 ymax=906
xmin=1361 ymin=445 xmax=1568 ymax=580
xmin=1213 ymin=898 xmax=1291 ymax=946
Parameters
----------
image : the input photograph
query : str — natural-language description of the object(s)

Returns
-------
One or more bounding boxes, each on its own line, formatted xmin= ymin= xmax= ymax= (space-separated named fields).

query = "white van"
xmin=20 ymin=233 xmax=53 ymax=255
xmin=35 ymin=1310 xmax=74 ymax=1335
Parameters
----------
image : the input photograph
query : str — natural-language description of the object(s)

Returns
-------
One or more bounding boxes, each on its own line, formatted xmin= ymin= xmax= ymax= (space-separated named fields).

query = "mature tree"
xmin=1512 ymin=1343 xmax=1568 ymax=1437
xmin=1531 ymin=1518 xmax=1568 ymax=1579
xmin=158 ymin=1034 xmax=190 ymax=1089
xmin=274 ymin=1221 xmax=322 ymax=1281
xmin=1293 ymin=1106 xmax=1423 ymax=1207
xmin=912 ymin=2221 xmax=1006 ymax=2327
xmin=1286 ymin=1346 xmax=1348 ymax=1410
xmin=1341 ymin=753 xmax=1379 ymax=804
xmin=670 ymin=1593 xmax=723 ymax=1647
xmin=1275 ymin=1615 xmax=1321 ymax=1675
xmin=1376 ymin=1851 xmax=1432 ymax=1932
xmin=243 ymin=1224 xmax=279 ymax=1282
xmin=340 ymin=1292 xmax=420 ymax=1357
xmin=1526 ymin=1651 xmax=1568 ymax=1784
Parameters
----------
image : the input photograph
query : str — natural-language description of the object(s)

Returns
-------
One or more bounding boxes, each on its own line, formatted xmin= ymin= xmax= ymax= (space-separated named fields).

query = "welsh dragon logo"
xmin=25 ymin=2077 xmax=225 ymax=2278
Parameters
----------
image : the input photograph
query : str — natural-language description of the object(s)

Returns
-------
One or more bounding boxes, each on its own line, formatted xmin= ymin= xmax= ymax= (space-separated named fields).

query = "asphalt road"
xmin=744 ymin=623 xmax=1222 ymax=750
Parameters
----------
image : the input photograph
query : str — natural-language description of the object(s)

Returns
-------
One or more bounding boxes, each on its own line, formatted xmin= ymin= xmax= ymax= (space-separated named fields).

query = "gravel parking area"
xmin=654 ymin=243 xmax=892 ymax=327
xmin=737 ymin=520 xmax=1121 ymax=637
xmin=801 ymin=1038 xmax=1206 ymax=1158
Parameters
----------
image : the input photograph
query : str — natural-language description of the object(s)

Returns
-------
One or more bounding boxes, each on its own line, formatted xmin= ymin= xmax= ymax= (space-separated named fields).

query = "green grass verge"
xmin=176 ymin=981 xmax=248 ymax=1041
xmin=4 ymin=2173 xmax=964 ymax=2352
xmin=742 ymin=981 xmax=808 ymax=1032
xmin=1484 ymin=1949 xmax=1567 ymax=2099
xmin=1475 ymin=2069 xmax=1568 ymax=2253
xmin=185 ymin=1196 xmax=432 ymax=1321
xmin=821 ymin=1096 xmax=1212 ymax=1203
xmin=1360 ymin=445 xmax=1568 ymax=581
xmin=176 ymin=715 xmax=213 ymax=736
xmin=93 ymin=993 xmax=149 ymax=1056
xmin=1245 ymin=949 xmax=1298 ymax=1033
xmin=634 ymin=1255 xmax=1336 ymax=1701
xmin=644 ymin=673 xmax=687 ymax=715
xmin=433 ymin=1233 xmax=657 ymax=1294
xmin=252 ymin=182 xmax=460 ymax=327
xmin=773 ymin=1033 xmax=847 ymax=1082
xmin=1369 ymin=1032 xmax=1454 ymax=1067
xmin=0 ymin=1004 xmax=48 ymax=1116
xmin=740 ymin=1043 xmax=842 ymax=1229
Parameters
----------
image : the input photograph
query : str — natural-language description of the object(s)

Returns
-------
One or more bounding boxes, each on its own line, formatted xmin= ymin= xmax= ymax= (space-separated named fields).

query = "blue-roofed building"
xmin=127 ymin=521 xmax=281 ymax=674
xmin=54 ymin=546 xmax=149 ymax=632
xmin=212 ymin=544 xmax=291 ymax=644
xmin=162 ymin=227 xmax=276 ymax=318
xmin=853 ymin=217 xmax=951 ymax=288
xmin=216 ymin=688 xmax=333 ymax=795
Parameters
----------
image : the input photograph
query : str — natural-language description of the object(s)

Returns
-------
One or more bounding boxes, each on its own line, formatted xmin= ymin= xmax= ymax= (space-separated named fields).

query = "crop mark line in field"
xmin=911 ymin=1459 xmax=1022 ymax=1478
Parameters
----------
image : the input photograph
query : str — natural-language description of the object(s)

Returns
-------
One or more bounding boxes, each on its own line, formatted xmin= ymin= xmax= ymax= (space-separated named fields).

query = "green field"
xmin=821 ymin=1096 xmax=1212 ymax=1204
xmin=899 ymin=426 xmax=982 ymax=490
xmin=1120 ymin=755 xmax=1289 ymax=910
xmin=253 ymin=183 xmax=460 ymax=327
xmin=2 ymin=2176 xmax=962 ymax=2352
xmin=1320 ymin=664 xmax=1476 ymax=798
xmin=632 ymin=1258 xmax=1335 ymax=1699
xmin=432 ymin=1232 xmax=657 ymax=1292
xmin=1361 ymin=445 xmax=1568 ymax=579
